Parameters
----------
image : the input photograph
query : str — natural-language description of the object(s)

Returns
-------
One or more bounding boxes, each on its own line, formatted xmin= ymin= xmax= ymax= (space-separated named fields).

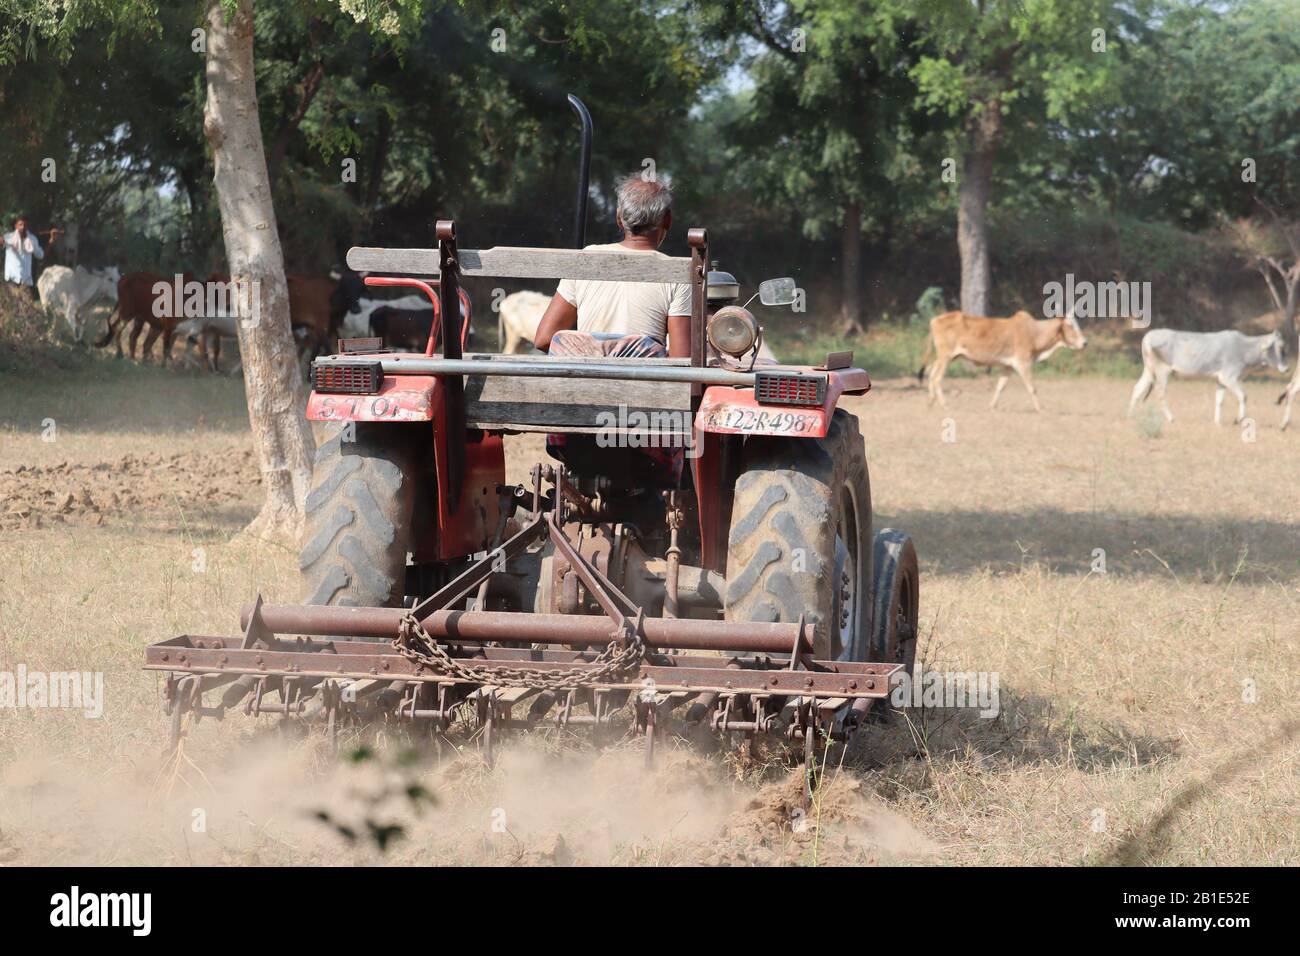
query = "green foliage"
xmin=0 ymin=0 xmax=1293 ymax=333
xmin=913 ymin=286 xmax=947 ymax=324
xmin=311 ymin=744 xmax=438 ymax=854
xmin=0 ymin=0 xmax=159 ymax=66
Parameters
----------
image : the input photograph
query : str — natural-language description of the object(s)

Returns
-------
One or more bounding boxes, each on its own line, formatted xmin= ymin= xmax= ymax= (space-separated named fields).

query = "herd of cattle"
xmin=28 ymin=263 xmax=1300 ymax=430
xmin=33 ymin=265 xmax=513 ymax=370
xmin=918 ymin=307 xmax=1298 ymax=430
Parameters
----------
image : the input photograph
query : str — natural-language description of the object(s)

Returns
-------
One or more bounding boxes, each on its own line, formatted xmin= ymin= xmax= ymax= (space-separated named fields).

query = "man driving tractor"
xmin=531 ymin=172 xmax=691 ymax=484
xmin=534 ymin=173 xmax=691 ymax=360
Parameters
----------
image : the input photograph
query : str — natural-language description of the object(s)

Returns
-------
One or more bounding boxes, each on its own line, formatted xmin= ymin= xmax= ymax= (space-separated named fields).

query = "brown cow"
xmin=95 ymin=272 xmax=192 ymax=363
xmin=100 ymin=272 xmax=336 ymax=369
xmin=286 ymin=275 xmax=334 ymax=359
xmin=918 ymin=308 xmax=1087 ymax=411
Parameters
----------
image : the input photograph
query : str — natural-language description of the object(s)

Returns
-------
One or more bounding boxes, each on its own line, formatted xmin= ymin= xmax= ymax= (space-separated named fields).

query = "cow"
xmin=1279 ymin=362 xmax=1300 ymax=431
xmin=284 ymin=275 xmax=335 ymax=360
xmin=496 ymin=288 xmax=768 ymax=359
xmin=328 ymin=268 xmax=367 ymax=342
xmin=176 ymin=313 xmax=239 ymax=372
xmin=331 ymin=269 xmax=478 ymax=345
xmin=918 ymin=308 xmax=1087 ymax=410
xmin=176 ymin=312 xmax=312 ymax=374
xmin=371 ymin=290 xmax=472 ymax=352
xmin=95 ymin=271 xmax=182 ymax=362
xmin=338 ymin=292 xmax=437 ymax=339
xmin=1129 ymin=328 xmax=1289 ymax=425
xmin=37 ymin=264 xmax=120 ymax=342
xmin=498 ymin=290 xmax=551 ymax=353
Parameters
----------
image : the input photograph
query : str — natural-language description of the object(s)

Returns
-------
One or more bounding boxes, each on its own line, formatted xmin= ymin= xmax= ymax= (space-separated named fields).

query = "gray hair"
xmin=616 ymin=174 xmax=673 ymax=236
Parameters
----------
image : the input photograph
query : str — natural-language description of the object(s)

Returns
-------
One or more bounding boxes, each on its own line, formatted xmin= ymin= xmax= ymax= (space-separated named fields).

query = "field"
xmin=1 ymin=349 xmax=1297 ymax=866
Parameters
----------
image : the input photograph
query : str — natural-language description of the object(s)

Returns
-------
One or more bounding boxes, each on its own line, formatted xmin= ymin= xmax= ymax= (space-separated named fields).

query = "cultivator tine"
xmin=320 ymin=680 xmax=341 ymax=746
xmin=166 ymin=675 xmax=200 ymax=750
xmin=643 ymin=701 xmax=657 ymax=767
xmin=222 ymin=674 xmax=261 ymax=710
xmin=375 ymin=680 xmax=407 ymax=714
xmin=475 ymin=690 xmax=498 ymax=767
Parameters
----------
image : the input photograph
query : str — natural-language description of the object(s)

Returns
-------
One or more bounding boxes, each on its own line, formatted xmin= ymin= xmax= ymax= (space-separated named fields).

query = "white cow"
xmin=495 ymin=289 xmax=779 ymax=360
xmin=175 ymin=314 xmax=309 ymax=374
xmin=1129 ymin=328 xmax=1289 ymax=425
xmin=497 ymin=290 xmax=551 ymax=353
xmin=37 ymin=264 xmax=120 ymax=342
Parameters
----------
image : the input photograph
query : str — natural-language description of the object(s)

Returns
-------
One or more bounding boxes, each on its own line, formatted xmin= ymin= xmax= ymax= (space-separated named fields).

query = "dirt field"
xmin=1 ymin=361 xmax=1296 ymax=866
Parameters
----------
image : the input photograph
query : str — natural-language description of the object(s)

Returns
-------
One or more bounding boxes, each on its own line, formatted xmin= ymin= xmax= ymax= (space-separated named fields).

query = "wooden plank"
xmin=464 ymin=371 xmax=693 ymax=432
xmin=346 ymin=246 xmax=693 ymax=284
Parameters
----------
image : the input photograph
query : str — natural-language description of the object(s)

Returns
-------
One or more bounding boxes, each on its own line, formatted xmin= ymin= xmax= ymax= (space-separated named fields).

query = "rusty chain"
xmin=393 ymin=613 xmax=646 ymax=690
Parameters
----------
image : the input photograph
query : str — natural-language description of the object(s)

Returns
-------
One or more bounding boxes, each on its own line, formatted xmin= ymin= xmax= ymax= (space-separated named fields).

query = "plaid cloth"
xmin=546 ymin=330 xmax=684 ymax=486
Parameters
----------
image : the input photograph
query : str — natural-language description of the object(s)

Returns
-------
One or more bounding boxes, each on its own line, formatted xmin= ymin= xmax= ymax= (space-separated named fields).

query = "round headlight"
xmin=707 ymin=305 xmax=759 ymax=357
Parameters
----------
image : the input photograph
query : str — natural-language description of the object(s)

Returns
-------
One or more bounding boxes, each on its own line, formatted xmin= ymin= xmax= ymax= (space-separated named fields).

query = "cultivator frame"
xmin=147 ymin=463 xmax=902 ymax=787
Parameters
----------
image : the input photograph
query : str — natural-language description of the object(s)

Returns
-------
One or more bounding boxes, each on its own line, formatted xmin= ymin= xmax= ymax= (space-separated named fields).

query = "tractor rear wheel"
xmin=724 ymin=409 xmax=872 ymax=660
xmin=299 ymin=424 xmax=420 ymax=608
xmin=870 ymin=530 xmax=919 ymax=676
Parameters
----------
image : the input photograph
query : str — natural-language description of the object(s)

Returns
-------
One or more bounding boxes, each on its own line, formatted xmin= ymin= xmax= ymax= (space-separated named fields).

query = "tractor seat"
xmin=543 ymin=330 xmax=685 ymax=489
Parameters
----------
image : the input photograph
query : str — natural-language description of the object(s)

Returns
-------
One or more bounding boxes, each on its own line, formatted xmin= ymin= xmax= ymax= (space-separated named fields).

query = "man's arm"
xmin=2 ymin=232 xmax=18 ymax=252
xmin=667 ymin=315 xmax=691 ymax=358
xmin=665 ymin=282 xmax=693 ymax=358
xmin=30 ymin=235 xmax=43 ymax=259
xmin=533 ymin=293 xmax=578 ymax=352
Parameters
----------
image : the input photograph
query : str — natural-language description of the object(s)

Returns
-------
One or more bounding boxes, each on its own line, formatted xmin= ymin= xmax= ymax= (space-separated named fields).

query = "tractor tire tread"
xmin=299 ymin=425 xmax=417 ymax=609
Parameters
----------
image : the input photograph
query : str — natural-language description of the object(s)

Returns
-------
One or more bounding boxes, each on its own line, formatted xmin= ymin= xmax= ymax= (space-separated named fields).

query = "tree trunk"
xmin=1283 ymin=268 xmax=1299 ymax=348
xmin=957 ymin=101 xmax=1002 ymax=317
xmin=839 ymin=199 xmax=863 ymax=333
xmin=365 ymin=110 xmax=392 ymax=220
xmin=204 ymin=0 xmax=314 ymax=544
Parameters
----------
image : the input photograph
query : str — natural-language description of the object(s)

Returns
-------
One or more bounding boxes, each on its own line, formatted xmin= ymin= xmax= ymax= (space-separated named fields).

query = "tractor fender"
xmin=306 ymin=375 xmax=439 ymax=422
xmin=694 ymin=367 xmax=870 ymax=439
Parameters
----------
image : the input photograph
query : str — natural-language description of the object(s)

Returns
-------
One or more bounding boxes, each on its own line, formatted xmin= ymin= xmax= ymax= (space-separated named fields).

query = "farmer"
xmin=533 ymin=173 xmax=692 ymax=359
xmin=4 ymin=216 xmax=48 ymax=298
xmin=534 ymin=174 xmax=691 ymax=485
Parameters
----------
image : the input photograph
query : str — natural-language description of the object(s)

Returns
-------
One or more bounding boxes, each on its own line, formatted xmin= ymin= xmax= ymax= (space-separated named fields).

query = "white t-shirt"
xmin=3 ymin=230 xmax=44 ymax=286
xmin=556 ymin=242 xmax=692 ymax=343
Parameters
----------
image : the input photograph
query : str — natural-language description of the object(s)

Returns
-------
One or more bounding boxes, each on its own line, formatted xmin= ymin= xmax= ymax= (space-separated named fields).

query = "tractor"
xmin=145 ymin=100 xmax=920 ymax=797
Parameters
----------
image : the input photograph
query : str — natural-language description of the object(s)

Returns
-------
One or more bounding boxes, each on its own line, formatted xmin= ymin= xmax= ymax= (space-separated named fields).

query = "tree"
xmin=204 ymin=0 xmax=315 ymax=542
xmin=699 ymin=0 xmax=938 ymax=332
xmin=903 ymin=0 xmax=1134 ymax=315
xmin=1226 ymin=211 xmax=1300 ymax=347
xmin=2 ymin=0 xmax=317 ymax=541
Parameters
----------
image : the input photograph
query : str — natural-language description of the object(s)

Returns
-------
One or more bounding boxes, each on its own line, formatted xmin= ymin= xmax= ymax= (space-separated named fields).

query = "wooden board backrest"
xmin=346 ymin=246 xmax=694 ymax=284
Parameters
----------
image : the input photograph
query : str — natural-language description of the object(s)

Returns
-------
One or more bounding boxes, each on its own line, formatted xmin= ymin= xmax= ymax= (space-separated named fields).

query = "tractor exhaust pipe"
xmin=567 ymin=94 xmax=592 ymax=249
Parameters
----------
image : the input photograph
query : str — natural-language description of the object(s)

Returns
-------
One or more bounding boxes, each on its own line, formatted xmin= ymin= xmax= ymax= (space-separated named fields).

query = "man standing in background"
xmin=4 ymin=216 xmax=49 ymax=298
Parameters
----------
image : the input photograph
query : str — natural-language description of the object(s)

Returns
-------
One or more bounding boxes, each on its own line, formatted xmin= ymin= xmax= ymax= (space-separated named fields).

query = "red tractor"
xmin=147 ymin=107 xmax=919 ymax=797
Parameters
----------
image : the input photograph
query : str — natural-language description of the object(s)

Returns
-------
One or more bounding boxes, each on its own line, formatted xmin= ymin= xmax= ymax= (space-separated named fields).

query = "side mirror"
xmin=758 ymin=277 xmax=797 ymax=307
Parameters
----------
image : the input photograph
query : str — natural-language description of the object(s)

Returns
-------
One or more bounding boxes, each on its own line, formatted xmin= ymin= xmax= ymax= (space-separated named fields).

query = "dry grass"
xmin=0 ymin=362 xmax=1296 ymax=866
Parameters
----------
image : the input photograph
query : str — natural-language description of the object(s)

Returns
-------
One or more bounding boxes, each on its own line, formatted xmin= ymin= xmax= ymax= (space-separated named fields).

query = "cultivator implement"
xmin=145 ymin=466 xmax=902 ymax=793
